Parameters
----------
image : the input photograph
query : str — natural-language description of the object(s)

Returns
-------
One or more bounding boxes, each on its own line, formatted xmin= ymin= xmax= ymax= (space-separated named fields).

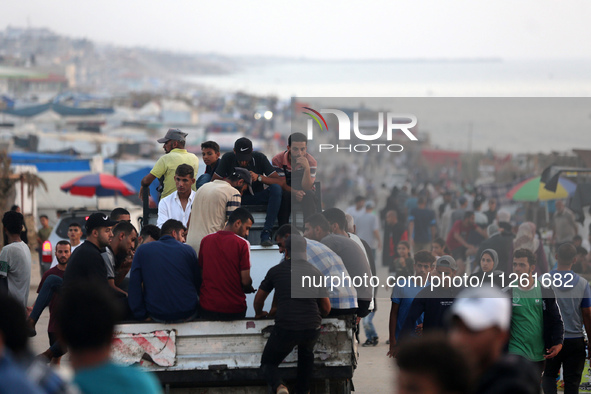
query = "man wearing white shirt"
xmin=157 ymin=164 xmax=196 ymax=228
xmin=50 ymin=222 xmax=83 ymax=269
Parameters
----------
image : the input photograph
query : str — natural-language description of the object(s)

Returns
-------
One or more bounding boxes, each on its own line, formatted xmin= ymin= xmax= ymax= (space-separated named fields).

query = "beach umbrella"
xmin=60 ymin=173 xmax=136 ymax=197
xmin=506 ymin=176 xmax=576 ymax=202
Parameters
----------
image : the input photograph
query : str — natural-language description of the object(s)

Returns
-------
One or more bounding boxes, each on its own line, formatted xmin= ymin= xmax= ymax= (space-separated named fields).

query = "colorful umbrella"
xmin=60 ymin=173 xmax=136 ymax=197
xmin=506 ymin=176 xmax=577 ymax=201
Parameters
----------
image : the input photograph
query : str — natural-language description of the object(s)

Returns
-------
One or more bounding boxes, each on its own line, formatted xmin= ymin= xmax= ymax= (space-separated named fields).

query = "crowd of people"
xmin=1 ymin=126 xmax=590 ymax=393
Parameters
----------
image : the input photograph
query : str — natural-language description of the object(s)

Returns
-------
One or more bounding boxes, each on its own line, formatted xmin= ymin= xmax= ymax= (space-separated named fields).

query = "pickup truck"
xmin=114 ymin=190 xmax=357 ymax=392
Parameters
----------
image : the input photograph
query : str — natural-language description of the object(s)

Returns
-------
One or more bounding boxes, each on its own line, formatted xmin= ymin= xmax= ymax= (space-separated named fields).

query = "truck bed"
xmin=113 ymin=317 xmax=357 ymax=391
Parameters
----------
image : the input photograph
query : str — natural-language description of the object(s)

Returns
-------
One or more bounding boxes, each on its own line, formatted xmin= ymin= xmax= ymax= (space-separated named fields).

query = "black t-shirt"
xmin=215 ymin=151 xmax=276 ymax=194
xmin=259 ymin=258 xmax=328 ymax=330
xmin=63 ymin=240 xmax=108 ymax=288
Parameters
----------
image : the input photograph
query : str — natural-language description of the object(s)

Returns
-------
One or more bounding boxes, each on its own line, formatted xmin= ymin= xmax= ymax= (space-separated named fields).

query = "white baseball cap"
xmin=450 ymin=287 xmax=511 ymax=331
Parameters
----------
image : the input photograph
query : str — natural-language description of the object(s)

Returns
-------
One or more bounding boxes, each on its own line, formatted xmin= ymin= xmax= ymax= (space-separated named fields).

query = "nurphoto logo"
xmin=302 ymin=107 xmax=418 ymax=153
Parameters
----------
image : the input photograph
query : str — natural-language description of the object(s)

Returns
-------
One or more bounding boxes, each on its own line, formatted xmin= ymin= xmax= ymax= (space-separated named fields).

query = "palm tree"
xmin=0 ymin=150 xmax=47 ymax=247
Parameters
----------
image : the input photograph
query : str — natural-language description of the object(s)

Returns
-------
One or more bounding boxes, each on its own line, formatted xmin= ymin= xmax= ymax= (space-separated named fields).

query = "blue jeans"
xmin=30 ymin=275 xmax=62 ymax=323
xmin=195 ymin=173 xmax=212 ymax=190
xmin=241 ymin=184 xmax=282 ymax=232
xmin=363 ymin=311 xmax=378 ymax=340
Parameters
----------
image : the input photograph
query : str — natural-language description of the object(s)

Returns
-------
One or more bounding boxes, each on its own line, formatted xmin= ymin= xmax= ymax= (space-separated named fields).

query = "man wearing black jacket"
xmin=504 ymin=248 xmax=564 ymax=377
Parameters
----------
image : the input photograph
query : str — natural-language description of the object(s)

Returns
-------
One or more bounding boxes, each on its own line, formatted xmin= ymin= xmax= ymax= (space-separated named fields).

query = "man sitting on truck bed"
xmin=195 ymin=140 xmax=221 ymax=190
xmin=186 ymin=167 xmax=251 ymax=255
xmin=272 ymin=132 xmax=317 ymax=226
xmin=157 ymin=164 xmax=196 ymax=228
xmin=274 ymin=224 xmax=358 ymax=316
xmin=212 ymin=137 xmax=283 ymax=247
xmin=102 ymin=221 xmax=137 ymax=296
xmin=128 ymin=219 xmax=200 ymax=323
xmin=198 ymin=208 xmax=255 ymax=320
xmin=255 ymin=234 xmax=330 ymax=394
xmin=304 ymin=212 xmax=373 ymax=318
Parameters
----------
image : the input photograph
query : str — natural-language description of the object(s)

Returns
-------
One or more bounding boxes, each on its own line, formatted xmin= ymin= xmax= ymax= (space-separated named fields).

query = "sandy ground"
xmin=27 ymin=253 xmax=398 ymax=393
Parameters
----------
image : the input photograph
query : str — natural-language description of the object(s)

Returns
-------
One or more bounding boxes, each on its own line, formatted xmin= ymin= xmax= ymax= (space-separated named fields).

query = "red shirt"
xmin=37 ymin=266 xmax=65 ymax=332
xmin=198 ymin=231 xmax=251 ymax=314
xmin=446 ymin=220 xmax=476 ymax=250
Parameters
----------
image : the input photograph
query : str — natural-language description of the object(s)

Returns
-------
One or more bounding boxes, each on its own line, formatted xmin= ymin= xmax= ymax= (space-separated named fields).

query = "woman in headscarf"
xmin=513 ymin=222 xmax=549 ymax=275
xmin=470 ymin=249 xmax=504 ymax=287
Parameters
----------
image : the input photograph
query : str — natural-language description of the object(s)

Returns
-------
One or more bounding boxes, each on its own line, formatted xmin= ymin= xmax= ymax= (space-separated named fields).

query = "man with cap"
xmin=186 ymin=167 xmax=251 ymax=256
xmin=254 ymin=234 xmax=330 ymax=394
xmin=212 ymin=137 xmax=282 ymax=246
xmin=40 ymin=213 xmax=119 ymax=362
xmin=449 ymin=287 xmax=540 ymax=394
xmin=399 ymin=255 xmax=462 ymax=340
xmin=62 ymin=213 xmax=118 ymax=288
xmin=140 ymin=128 xmax=199 ymax=201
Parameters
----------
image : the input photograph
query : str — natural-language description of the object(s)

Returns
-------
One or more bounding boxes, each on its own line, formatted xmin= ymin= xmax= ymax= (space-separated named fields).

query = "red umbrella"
xmin=60 ymin=173 xmax=136 ymax=197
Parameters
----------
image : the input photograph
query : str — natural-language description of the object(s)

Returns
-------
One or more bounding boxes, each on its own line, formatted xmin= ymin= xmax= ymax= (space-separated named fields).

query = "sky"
xmin=2 ymin=1 xmax=591 ymax=60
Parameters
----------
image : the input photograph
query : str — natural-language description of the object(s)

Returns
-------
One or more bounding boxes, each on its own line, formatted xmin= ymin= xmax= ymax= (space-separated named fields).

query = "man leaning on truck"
xmin=255 ymin=234 xmax=330 ymax=394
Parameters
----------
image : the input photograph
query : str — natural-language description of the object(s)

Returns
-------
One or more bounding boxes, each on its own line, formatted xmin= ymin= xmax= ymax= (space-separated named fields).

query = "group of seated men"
xmin=141 ymin=128 xmax=318 ymax=246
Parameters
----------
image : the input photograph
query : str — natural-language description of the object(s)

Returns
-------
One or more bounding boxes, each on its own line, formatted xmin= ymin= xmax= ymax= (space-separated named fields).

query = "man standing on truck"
xmin=198 ymin=208 xmax=255 ymax=320
xmin=139 ymin=128 xmax=199 ymax=201
xmin=186 ymin=167 xmax=251 ymax=255
xmin=255 ymin=234 xmax=330 ymax=394
xmin=212 ymin=137 xmax=282 ymax=247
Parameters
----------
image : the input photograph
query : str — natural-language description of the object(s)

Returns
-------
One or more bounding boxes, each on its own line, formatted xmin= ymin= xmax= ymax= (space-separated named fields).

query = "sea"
xmin=188 ymin=58 xmax=591 ymax=153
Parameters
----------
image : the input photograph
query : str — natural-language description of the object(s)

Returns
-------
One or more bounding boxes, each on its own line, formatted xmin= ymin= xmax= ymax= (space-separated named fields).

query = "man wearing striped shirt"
xmin=186 ymin=167 xmax=252 ymax=255
xmin=274 ymin=224 xmax=358 ymax=315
